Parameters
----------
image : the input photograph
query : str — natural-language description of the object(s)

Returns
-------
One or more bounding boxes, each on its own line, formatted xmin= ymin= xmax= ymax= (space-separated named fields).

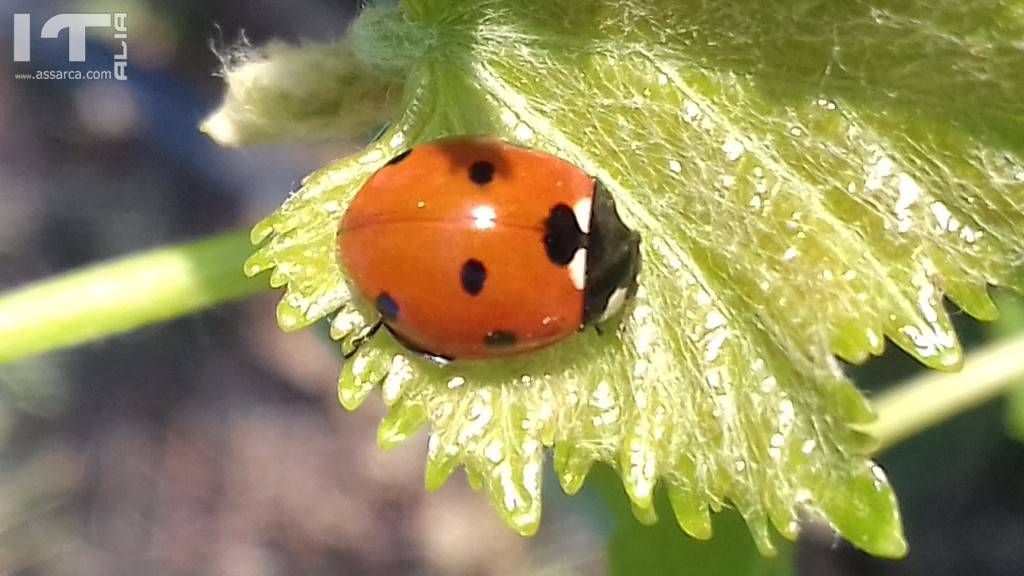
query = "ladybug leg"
xmin=382 ymin=325 xmax=455 ymax=366
xmin=342 ymin=320 xmax=383 ymax=360
xmin=594 ymin=324 xmax=605 ymax=336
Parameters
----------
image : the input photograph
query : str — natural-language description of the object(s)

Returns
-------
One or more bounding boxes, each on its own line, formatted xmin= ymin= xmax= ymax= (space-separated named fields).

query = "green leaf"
xmin=610 ymin=511 xmax=794 ymax=576
xmin=235 ymin=0 xmax=1024 ymax=558
xmin=591 ymin=466 xmax=794 ymax=576
xmin=992 ymin=291 xmax=1024 ymax=442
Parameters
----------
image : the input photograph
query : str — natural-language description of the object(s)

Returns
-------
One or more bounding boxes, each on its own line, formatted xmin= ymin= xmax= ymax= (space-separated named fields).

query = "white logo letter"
xmin=40 ymin=13 xmax=111 ymax=62
xmin=13 ymin=14 xmax=30 ymax=62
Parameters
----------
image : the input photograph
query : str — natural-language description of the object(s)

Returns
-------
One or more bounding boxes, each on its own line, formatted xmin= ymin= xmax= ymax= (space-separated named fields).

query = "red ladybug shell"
xmin=338 ymin=137 xmax=640 ymax=360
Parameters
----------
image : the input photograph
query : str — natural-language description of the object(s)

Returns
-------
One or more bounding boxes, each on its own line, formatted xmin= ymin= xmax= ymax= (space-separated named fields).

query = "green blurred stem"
xmin=1 ymin=229 xmax=1023 ymax=454
xmin=0 ymin=231 xmax=265 ymax=365
xmin=866 ymin=331 xmax=1024 ymax=452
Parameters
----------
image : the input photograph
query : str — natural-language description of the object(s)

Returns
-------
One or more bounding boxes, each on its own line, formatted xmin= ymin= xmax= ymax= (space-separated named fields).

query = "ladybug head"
xmin=582 ymin=181 xmax=641 ymax=326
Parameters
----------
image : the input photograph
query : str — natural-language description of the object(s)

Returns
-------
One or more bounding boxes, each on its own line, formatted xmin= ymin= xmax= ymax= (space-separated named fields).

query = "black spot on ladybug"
xmin=386 ymin=150 xmax=411 ymax=166
xmin=544 ymin=204 xmax=585 ymax=266
xmin=460 ymin=259 xmax=487 ymax=296
xmin=376 ymin=292 xmax=399 ymax=320
xmin=469 ymin=161 xmax=495 ymax=185
xmin=485 ymin=330 xmax=517 ymax=347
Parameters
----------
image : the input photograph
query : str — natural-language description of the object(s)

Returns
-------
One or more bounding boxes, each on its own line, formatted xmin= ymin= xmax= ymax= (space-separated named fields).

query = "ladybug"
xmin=337 ymin=137 xmax=641 ymax=361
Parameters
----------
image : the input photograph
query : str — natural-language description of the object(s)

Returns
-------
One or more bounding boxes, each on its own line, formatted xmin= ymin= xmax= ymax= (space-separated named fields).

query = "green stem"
xmin=0 ymin=231 xmax=266 ymax=365
xmin=866 ymin=330 xmax=1024 ymax=452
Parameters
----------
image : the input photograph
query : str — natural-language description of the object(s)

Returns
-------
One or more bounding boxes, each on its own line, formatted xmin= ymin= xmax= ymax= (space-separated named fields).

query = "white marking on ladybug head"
xmin=573 ymin=197 xmax=593 ymax=234
xmin=568 ymin=248 xmax=587 ymax=290
xmin=599 ymin=287 xmax=629 ymax=322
